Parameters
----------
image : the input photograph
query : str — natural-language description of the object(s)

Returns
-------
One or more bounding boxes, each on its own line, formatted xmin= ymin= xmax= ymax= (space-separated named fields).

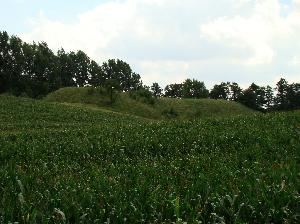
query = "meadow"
xmin=0 ymin=95 xmax=299 ymax=223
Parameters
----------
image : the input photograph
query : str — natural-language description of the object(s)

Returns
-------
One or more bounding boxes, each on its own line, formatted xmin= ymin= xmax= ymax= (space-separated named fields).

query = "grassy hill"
xmin=45 ymin=87 xmax=254 ymax=120
xmin=1 ymin=95 xmax=299 ymax=223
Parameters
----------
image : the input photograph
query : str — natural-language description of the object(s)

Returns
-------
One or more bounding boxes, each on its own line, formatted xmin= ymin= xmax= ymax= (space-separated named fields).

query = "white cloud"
xmin=136 ymin=60 xmax=190 ymax=85
xmin=291 ymin=56 xmax=300 ymax=65
xmin=22 ymin=1 xmax=139 ymax=58
xmin=200 ymin=0 xmax=295 ymax=65
xmin=294 ymin=0 xmax=300 ymax=4
xmin=21 ymin=0 xmax=300 ymax=87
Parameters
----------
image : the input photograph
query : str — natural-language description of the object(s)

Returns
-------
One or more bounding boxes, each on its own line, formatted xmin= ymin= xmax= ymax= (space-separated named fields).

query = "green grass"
xmin=0 ymin=95 xmax=300 ymax=223
xmin=45 ymin=87 xmax=254 ymax=120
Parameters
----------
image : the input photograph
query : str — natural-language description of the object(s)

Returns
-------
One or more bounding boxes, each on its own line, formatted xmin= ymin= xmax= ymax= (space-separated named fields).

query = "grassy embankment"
xmin=45 ymin=87 xmax=254 ymax=120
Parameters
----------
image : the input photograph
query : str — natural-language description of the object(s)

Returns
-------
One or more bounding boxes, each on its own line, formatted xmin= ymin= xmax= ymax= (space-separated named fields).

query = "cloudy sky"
xmin=1 ymin=0 xmax=300 ymax=88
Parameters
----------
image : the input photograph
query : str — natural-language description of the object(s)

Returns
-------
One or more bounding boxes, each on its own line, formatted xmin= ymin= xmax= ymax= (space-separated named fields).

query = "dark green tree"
xmin=287 ymin=83 xmax=300 ymax=109
xmin=89 ymin=60 xmax=105 ymax=87
xmin=57 ymin=49 xmax=76 ymax=87
xmin=275 ymin=78 xmax=289 ymax=110
xmin=210 ymin=82 xmax=230 ymax=100
xmin=229 ymin=82 xmax=242 ymax=101
xmin=104 ymin=79 xmax=121 ymax=104
xmin=7 ymin=35 xmax=25 ymax=95
xmin=182 ymin=79 xmax=209 ymax=98
xmin=0 ymin=31 xmax=11 ymax=93
xmin=71 ymin=50 xmax=90 ymax=87
xmin=264 ymin=85 xmax=274 ymax=109
xmin=102 ymin=59 xmax=142 ymax=91
xmin=237 ymin=83 xmax=259 ymax=110
xmin=130 ymin=85 xmax=155 ymax=105
xmin=21 ymin=42 xmax=36 ymax=97
xmin=238 ymin=83 xmax=273 ymax=111
xmin=151 ymin=82 xmax=162 ymax=98
xmin=238 ymin=88 xmax=258 ymax=110
xmin=29 ymin=42 xmax=59 ymax=97
xmin=130 ymin=72 xmax=143 ymax=91
xmin=164 ymin=83 xmax=183 ymax=98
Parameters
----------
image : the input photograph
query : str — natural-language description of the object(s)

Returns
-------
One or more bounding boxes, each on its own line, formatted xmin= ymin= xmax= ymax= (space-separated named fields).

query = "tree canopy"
xmin=0 ymin=31 xmax=143 ymax=98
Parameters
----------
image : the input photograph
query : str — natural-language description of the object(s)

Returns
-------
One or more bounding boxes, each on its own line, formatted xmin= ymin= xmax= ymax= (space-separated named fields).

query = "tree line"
xmin=157 ymin=79 xmax=300 ymax=111
xmin=0 ymin=31 xmax=299 ymax=111
xmin=0 ymin=31 xmax=143 ymax=98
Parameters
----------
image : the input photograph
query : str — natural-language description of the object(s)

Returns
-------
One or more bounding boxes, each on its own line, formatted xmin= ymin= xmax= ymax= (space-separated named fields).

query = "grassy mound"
xmin=1 ymin=95 xmax=300 ymax=223
xmin=45 ymin=87 xmax=255 ymax=120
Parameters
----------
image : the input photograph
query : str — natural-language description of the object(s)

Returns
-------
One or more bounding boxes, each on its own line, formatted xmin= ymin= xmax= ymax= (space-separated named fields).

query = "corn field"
xmin=0 ymin=95 xmax=299 ymax=223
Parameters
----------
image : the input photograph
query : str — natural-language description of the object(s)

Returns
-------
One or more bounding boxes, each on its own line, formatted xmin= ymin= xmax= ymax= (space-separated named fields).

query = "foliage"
xmin=0 ymin=31 xmax=142 ymax=98
xmin=287 ymin=83 xmax=300 ymax=109
xmin=274 ymin=78 xmax=300 ymax=110
xmin=182 ymin=79 xmax=209 ymax=99
xmin=275 ymin=78 xmax=289 ymax=110
xmin=165 ymin=79 xmax=209 ymax=99
xmin=129 ymin=86 xmax=156 ymax=105
xmin=161 ymin=107 xmax=178 ymax=118
xmin=237 ymin=83 xmax=275 ymax=111
xmin=101 ymin=59 xmax=142 ymax=91
xmin=164 ymin=83 xmax=183 ymax=98
xmin=210 ymin=82 xmax=231 ymax=100
xmin=150 ymin=82 xmax=162 ymax=98
xmin=104 ymin=79 xmax=121 ymax=105
xmin=210 ymin=82 xmax=243 ymax=101
xmin=230 ymin=82 xmax=243 ymax=101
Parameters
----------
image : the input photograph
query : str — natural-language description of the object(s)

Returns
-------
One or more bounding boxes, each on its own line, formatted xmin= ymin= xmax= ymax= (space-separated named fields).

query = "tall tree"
xmin=264 ymin=85 xmax=274 ymax=109
xmin=101 ymin=59 xmax=142 ymax=91
xmin=0 ymin=31 xmax=11 ymax=93
xmin=89 ymin=60 xmax=104 ymax=87
xmin=229 ymin=82 xmax=242 ymax=101
xmin=130 ymin=72 xmax=143 ymax=91
xmin=70 ymin=50 xmax=90 ymax=87
xmin=238 ymin=83 xmax=258 ymax=110
xmin=57 ymin=49 xmax=76 ymax=87
xmin=151 ymin=82 xmax=162 ymax=98
xmin=210 ymin=82 xmax=230 ymax=100
xmin=7 ymin=35 xmax=25 ymax=95
xmin=21 ymin=42 xmax=37 ymax=97
xmin=275 ymin=78 xmax=289 ymax=110
xmin=104 ymin=79 xmax=121 ymax=104
xmin=182 ymin=79 xmax=209 ymax=98
xmin=237 ymin=83 xmax=273 ymax=111
xmin=30 ymin=42 xmax=59 ymax=97
xmin=287 ymin=83 xmax=300 ymax=109
xmin=164 ymin=83 xmax=183 ymax=98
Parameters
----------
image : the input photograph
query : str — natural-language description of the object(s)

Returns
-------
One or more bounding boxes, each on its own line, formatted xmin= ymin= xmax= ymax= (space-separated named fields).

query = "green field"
xmin=45 ymin=87 xmax=254 ymax=120
xmin=0 ymin=95 xmax=300 ymax=223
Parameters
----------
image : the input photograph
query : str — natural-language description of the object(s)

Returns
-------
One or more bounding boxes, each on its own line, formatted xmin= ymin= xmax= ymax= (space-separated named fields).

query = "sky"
xmin=1 ymin=0 xmax=300 ymax=88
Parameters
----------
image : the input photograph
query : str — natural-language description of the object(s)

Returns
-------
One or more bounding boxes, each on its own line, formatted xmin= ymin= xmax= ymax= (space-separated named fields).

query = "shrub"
xmin=129 ymin=88 xmax=156 ymax=105
xmin=162 ymin=107 xmax=178 ymax=118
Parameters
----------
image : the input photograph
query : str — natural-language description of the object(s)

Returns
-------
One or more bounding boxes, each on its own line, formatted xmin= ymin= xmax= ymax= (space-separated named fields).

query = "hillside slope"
xmin=45 ymin=87 xmax=255 ymax=119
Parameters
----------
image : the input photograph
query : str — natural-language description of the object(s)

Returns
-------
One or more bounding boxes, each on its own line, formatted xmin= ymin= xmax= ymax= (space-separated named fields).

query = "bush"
xmin=129 ymin=88 xmax=156 ymax=105
xmin=162 ymin=107 xmax=178 ymax=118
